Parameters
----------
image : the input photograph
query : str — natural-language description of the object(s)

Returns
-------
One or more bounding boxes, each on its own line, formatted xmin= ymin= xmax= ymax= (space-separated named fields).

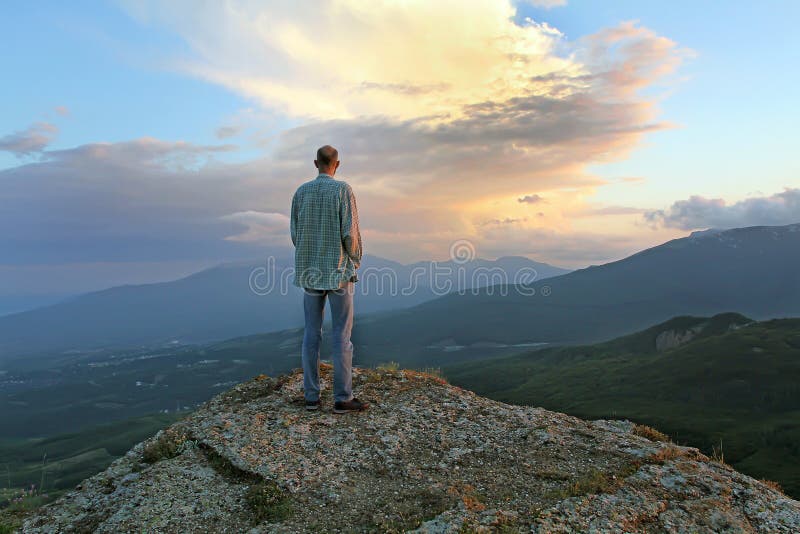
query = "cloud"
xmin=476 ymin=223 xmax=645 ymax=267
xmin=518 ymin=194 xmax=545 ymax=204
xmin=482 ymin=217 xmax=528 ymax=226
xmin=522 ymin=0 xmax=568 ymax=8
xmin=54 ymin=106 xmax=71 ymax=117
xmin=3 ymin=3 xmax=693 ymax=275
xmin=44 ymin=137 xmax=237 ymax=168
xmin=121 ymin=3 xmax=690 ymax=207
xmin=580 ymin=205 xmax=645 ymax=216
xmin=0 ymin=122 xmax=58 ymax=156
xmin=644 ymin=188 xmax=800 ymax=230
xmin=0 ymin=138 xmax=259 ymax=264
xmin=220 ymin=211 xmax=291 ymax=244
xmin=215 ymin=125 xmax=243 ymax=139
xmin=358 ymin=81 xmax=452 ymax=96
xmin=120 ymin=0 xmax=598 ymax=121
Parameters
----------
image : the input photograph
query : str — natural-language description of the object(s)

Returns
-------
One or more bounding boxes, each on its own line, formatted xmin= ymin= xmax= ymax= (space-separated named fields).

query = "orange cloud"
xmin=104 ymin=2 xmax=696 ymax=264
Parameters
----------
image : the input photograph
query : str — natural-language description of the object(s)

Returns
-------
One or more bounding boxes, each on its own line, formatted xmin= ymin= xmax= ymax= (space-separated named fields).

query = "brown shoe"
xmin=333 ymin=397 xmax=369 ymax=414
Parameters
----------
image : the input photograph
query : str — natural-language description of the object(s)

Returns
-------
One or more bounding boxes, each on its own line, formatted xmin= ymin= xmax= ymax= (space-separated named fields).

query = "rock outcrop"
xmin=22 ymin=365 xmax=800 ymax=533
xmin=654 ymin=326 xmax=704 ymax=352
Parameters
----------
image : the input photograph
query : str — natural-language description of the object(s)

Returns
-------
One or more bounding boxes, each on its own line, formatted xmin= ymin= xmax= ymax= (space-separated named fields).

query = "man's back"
xmin=292 ymin=145 xmax=368 ymax=414
xmin=291 ymin=173 xmax=362 ymax=290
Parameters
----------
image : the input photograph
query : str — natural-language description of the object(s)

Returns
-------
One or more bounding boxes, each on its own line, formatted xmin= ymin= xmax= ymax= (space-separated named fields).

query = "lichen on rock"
xmin=21 ymin=364 xmax=800 ymax=533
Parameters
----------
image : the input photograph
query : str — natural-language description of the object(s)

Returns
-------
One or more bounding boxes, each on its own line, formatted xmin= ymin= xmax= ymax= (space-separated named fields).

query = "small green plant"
xmin=549 ymin=462 xmax=641 ymax=500
xmin=535 ymin=469 xmax=570 ymax=481
xmin=141 ymin=428 xmax=190 ymax=464
xmin=0 ymin=519 xmax=20 ymax=534
xmin=373 ymin=487 xmax=456 ymax=532
xmin=245 ymin=481 xmax=292 ymax=523
xmin=0 ymin=485 xmax=50 ymax=533
xmin=559 ymin=469 xmax=616 ymax=498
xmin=377 ymin=361 xmax=400 ymax=371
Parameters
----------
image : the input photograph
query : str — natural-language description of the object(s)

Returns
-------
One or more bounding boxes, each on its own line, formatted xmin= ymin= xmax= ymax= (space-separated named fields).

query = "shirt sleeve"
xmin=290 ymin=191 xmax=298 ymax=247
xmin=340 ymin=184 xmax=362 ymax=267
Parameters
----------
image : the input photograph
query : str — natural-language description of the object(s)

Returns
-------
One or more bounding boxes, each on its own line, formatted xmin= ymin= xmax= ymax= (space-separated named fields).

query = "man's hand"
xmin=343 ymin=236 xmax=360 ymax=269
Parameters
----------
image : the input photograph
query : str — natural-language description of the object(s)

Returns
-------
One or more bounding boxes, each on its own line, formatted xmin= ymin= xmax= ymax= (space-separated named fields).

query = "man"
xmin=290 ymin=145 xmax=369 ymax=414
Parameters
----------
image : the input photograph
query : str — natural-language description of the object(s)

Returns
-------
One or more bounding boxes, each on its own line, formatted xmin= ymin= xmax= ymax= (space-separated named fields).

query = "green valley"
xmin=444 ymin=313 xmax=800 ymax=497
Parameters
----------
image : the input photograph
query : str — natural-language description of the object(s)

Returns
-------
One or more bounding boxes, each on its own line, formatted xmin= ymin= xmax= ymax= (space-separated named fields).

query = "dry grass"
xmin=404 ymin=369 xmax=448 ymax=385
xmin=447 ymin=483 xmax=486 ymax=512
xmin=760 ymin=479 xmax=785 ymax=495
xmin=632 ymin=424 xmax=670 ymax=443
xmin=647 ymin=445 xmax=686 ymax=465
xmin=711 ymin=440 xmax=726 ymax=465
xmin=419 ymin=367 xmax=446 ymax=380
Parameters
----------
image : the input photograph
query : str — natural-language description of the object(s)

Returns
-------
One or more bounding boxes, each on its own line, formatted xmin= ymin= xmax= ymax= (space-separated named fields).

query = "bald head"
xmin=315 ymin=145 xmax=340 ymax=175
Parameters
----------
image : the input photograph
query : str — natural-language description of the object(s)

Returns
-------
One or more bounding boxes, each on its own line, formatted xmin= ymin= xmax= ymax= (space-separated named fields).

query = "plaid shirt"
xmin=290 ymin=173 xmax=362 ymax=289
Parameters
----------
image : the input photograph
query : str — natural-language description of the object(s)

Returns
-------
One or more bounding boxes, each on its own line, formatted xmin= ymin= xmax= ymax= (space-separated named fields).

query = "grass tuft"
xmin=711 ymin=439 xmax=726 ymax=465
xmin=632 ymin=424 xmax=670 ymax=443
xmin=141 ymin=427 xmax=191 ymax=464
xmin=420 ymin=367 xmax=447 ymax=382
xmin=647 ymin=445 xmax=686 ymax=465
xmin=245 ymin=481 xmax=293 ymax=523
xmin=760 ymin=478 xmax=785 ymax=495
xmin=549 ymin=461 xmax=642 ymax=500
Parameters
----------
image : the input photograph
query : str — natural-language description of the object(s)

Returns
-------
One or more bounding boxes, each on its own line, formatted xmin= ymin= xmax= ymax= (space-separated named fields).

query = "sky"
xmin=1 ymin=0 xmax=799 ymax=302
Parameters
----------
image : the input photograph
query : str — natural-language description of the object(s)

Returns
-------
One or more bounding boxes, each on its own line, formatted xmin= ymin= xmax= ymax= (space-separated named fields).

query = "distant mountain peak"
xmin=688 ymin=227 xmax=727 ymax=239
xmin=23 ymin=366 xmax=800 ymax=532
xmin=688 ymin=222 xmax=800 ymax=241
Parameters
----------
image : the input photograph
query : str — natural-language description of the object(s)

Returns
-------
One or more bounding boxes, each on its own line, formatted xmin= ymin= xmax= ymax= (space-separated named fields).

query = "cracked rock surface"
xmin=22 ymin=365 xmax=800 ymax=533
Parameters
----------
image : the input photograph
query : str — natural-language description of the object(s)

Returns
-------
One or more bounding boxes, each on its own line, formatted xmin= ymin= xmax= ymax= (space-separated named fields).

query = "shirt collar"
xmin=316 ymin=173 xmax=333 ymax=179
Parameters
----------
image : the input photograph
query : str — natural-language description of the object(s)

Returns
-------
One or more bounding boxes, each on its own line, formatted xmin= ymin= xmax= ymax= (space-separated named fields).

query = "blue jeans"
xmin=301 ymin=283 xmax=354 ymax=403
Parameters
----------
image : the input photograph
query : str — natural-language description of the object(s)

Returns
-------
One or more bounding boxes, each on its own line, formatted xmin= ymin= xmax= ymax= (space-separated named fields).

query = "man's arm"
xmin=290 ymin=191 xmax=298 ymax=247
xmin=340 ymin=184 xmax=362 ymax=268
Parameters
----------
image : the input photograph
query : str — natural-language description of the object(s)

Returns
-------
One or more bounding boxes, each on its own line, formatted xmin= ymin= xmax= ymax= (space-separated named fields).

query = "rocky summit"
xmin=22 ymin=365 xmax=800 ymax=533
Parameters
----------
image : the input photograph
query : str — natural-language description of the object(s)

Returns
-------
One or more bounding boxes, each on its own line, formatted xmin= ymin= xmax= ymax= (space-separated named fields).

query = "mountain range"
xmin=0 ymin=255 xmax=568 ymax=360
xmin=4 ymin=223 xmax=799 ymax=365
xmin=348 ymin=223 xmax=800 ymax=361
xmin=4 ymin=223 xmax=799 ymax=440
xmin=160 ymin=224 xmax=800 ymax=370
